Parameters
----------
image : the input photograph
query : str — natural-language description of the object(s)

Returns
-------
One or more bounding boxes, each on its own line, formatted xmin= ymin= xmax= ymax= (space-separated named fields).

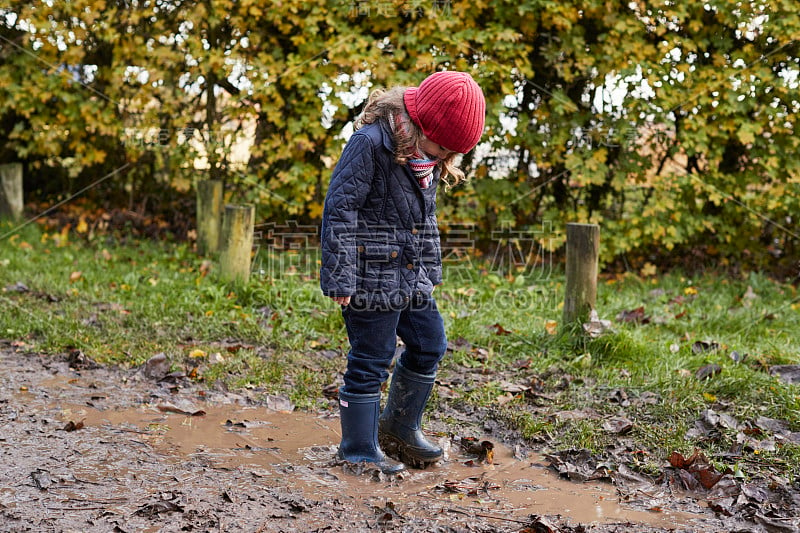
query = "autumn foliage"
xmin=1 ymin=1 xmax=798 ymax=272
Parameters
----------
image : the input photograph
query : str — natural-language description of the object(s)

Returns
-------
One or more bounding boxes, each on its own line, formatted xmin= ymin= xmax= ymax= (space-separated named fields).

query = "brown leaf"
xmin=521 ymin=515 xmax=558 ymax=533
xmin=696 ymin=468 xmax=724 ymax=489
xmin=63 ymin=419 xmax=85 ymax=432
xmin=602 ymin=416 xmax=633 ymax=434
xmin=616 ymin=306 xmax=650 ymax=324
xmin=498 ymin=381 xmax=530 ymax=393
xmin=490 ymin=322 xmax=512 ymax=335
xmin=495 ymin=392 xmax=515 ymax=405
xmin=668 ymin=450 xmax=700 ymax=469
xmin=157 ymin=404 xmax=206 ymax=416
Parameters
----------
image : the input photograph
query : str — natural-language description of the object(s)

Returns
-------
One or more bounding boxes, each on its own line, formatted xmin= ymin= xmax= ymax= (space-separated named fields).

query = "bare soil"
xmin=0 ymin=345 xmax=795 ymax=532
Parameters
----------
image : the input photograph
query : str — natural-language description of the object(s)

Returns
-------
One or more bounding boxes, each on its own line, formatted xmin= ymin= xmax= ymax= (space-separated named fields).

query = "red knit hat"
xmin=403 ymin=71 xmax=486 ymax=154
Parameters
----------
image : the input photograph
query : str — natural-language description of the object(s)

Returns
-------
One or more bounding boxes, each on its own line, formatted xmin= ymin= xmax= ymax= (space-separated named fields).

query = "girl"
xmin=320 ymin=71 xmax=485 ymax=473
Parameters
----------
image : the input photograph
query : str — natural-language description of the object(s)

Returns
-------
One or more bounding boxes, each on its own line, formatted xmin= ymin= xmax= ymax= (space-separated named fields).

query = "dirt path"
xmin=0 ymin=347 xmax=763 ymax=532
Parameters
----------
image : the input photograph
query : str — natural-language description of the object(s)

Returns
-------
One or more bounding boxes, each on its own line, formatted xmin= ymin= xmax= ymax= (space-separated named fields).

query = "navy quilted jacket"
xmin=320 ymin=120 xmax=442 ymax=307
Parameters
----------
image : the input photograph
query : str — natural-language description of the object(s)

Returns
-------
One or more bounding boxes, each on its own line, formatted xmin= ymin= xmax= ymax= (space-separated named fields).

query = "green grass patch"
xmin=2 ymin=222 xmax=799 ymax=478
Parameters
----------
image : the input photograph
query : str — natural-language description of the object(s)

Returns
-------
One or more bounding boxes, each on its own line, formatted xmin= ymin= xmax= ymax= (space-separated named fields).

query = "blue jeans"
xmin=341 ymin=293 xmax=447 ymax=394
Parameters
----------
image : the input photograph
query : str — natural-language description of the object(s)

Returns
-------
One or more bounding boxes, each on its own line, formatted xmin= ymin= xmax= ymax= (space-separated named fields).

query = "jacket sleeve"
xmin=320 ymin=133 xmax=375 ymax=297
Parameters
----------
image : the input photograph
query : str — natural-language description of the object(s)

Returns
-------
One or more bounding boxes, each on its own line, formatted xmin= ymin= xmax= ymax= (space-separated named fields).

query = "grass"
xmin=2 ymin=219 xmax=800 ymax=477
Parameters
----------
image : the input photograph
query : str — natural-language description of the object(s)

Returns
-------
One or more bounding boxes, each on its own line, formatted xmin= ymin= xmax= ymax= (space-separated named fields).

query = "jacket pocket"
xmin=356 ymin=242 xmax=401 ymax=292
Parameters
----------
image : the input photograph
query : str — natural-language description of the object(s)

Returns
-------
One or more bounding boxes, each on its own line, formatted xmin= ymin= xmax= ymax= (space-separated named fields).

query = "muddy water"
xmin=53 ymin=401 xmax=702 ymax=529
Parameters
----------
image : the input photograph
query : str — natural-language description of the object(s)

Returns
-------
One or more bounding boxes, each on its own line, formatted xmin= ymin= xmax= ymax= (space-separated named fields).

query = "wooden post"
xmin=0 ymin=163 xmax=23 ymax=221
xmin=196 ymin=179 xmax=223 ymax=254
xmin=219 ymin=204 xmax=255 ymax=283
xmin=563 ymin=223 xmax=600 ymax=325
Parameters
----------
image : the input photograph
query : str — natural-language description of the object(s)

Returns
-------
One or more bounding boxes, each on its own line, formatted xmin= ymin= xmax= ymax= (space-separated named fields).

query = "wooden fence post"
xmin=563 ymin=223 xmax=600 ymax=325
xmin=219 ymin=204 xmax=255 ymax=283
xmin=196 ymin=179 xmax=223 ymax=255
xmin=0 ymin=163 xmax=23 ymax=221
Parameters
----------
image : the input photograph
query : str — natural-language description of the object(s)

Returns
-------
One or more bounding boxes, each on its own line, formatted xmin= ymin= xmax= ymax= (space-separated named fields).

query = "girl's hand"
xmin=331 ymin=296 xmax=351 ymax=306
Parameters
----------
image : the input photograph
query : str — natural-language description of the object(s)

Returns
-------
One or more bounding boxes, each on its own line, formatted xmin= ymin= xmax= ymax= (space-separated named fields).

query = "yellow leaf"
xmin=703 ymin=392 xmax=717 ymax=402
xmin=640 ymin=263 xmax=657 ymax=277
xmin=76 ymin=217 xmax=88 ymax=234
xmin=205 ymin=310 xmax=214 ymax=317
xmin=545 ymin=320 xmax=558 ymax=335
xmin=189 ymin=349 xmax=207 ymax=359
xmin=684 ymin=287 xmax=698 ymax=296
xmin=307 ymin=201 xmax=323 ymax=219
xmin=69 ymin=271 xmax=83 ymax=283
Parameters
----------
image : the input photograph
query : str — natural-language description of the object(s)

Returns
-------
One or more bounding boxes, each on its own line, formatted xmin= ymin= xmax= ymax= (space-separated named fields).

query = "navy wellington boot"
xmin=337 ymin=390 xmax=405 ymax=474
xmin=378 ymin=361 xmax=443 ymax=468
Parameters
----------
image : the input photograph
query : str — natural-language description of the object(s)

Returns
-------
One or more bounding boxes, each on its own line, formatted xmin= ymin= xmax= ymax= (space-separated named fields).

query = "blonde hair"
xmin=354 ymin=87 xmax=466 ymax=187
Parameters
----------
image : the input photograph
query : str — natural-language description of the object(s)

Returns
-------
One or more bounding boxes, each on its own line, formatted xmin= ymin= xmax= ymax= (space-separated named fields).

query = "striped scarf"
xmin=388 ymin=114 xmax=438 ymax=189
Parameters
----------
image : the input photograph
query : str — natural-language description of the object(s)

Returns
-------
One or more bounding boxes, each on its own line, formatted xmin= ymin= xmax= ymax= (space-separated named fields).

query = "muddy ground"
xmin=1 ymin=344 xmax=797 ymax=533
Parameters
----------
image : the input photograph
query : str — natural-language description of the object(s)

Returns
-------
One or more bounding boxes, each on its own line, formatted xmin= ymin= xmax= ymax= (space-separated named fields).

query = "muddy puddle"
xmin=0 ymin=353 xmax=718 ymax=532
xmin=47 ymin=395 xmax=700 ymax=529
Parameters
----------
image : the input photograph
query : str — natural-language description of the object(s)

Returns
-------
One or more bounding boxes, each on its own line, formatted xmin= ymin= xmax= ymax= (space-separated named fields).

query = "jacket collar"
xmin=377 ymin=118 xmax=440 ymax=193
xmin=378 ymin=118 xmax=396 ymax=153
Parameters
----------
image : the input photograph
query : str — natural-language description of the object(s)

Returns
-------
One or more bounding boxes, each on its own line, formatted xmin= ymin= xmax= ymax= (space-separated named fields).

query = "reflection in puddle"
xmin=54 ymin=403 xmax=702 ymax=528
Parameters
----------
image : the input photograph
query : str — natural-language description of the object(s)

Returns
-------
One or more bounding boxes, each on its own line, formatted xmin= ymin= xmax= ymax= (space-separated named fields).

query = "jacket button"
xmin=406 ymin=263 xmax=414 ymax=270
xmin=411 ymin=228 xmax=419 ymax=235
xmin=357 ymin=245 xmax=364 ymax=253
xmin=390 ymin=251 xmax=398 ymax=258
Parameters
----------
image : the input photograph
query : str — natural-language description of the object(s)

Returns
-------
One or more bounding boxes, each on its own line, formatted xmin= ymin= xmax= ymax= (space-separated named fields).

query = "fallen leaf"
xmin=602 ymin=416 xmax=633 ymax=434
xmin=696 ymin=364 xmax=722 ymax=380
xmin=769 ymin=365 xmax=800 ymax=384
xmin=498 ymin=381 xmax=530 ymax=393
xmin=157 ymin=404 xmax=206 ymax=417
xmin=67 ymin=349 xmax=99 ymax=370
xmin=729 ymin=351 xmax=747 ymax=363
xmin=63 ymin=419 xmax=85 ymax=431
xmin=4 ymin=282 xmax=29 ymax=292
xmin=134 ymin=500 xmax=184 ymax=517
xmin=583 ymin=309 xmax=613 ymax=338
xmin=669 ymin=450 xmax=700 ymax=469
xmin=544 ymin=319 xmax=558 ymax=335
xmin=69 ymin=271 xmax=83 ymax=283
xmin=692 ymin=340 xmax=720 ymax=354
xmin=143 ymin=352 xmax=170 ymax=380
xmin=742 ymin=285 xmax=758 ymax=301
xmin=496 ymin=392 xmax=515 ymax=405
xmin=30 ymin=469 xmax=52 ymax=490
xmin=616 ymin=306 xmax=650 ymax=324
xmin=521 ymin=515 xmax=558 ymax=533
xmin=490 ymin=323 xmax=512 ymax=335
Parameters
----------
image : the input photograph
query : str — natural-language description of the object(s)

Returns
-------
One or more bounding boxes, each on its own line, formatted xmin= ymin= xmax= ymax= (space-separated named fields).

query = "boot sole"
xmin=378 ymin=433 xmax=442 ymax=469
